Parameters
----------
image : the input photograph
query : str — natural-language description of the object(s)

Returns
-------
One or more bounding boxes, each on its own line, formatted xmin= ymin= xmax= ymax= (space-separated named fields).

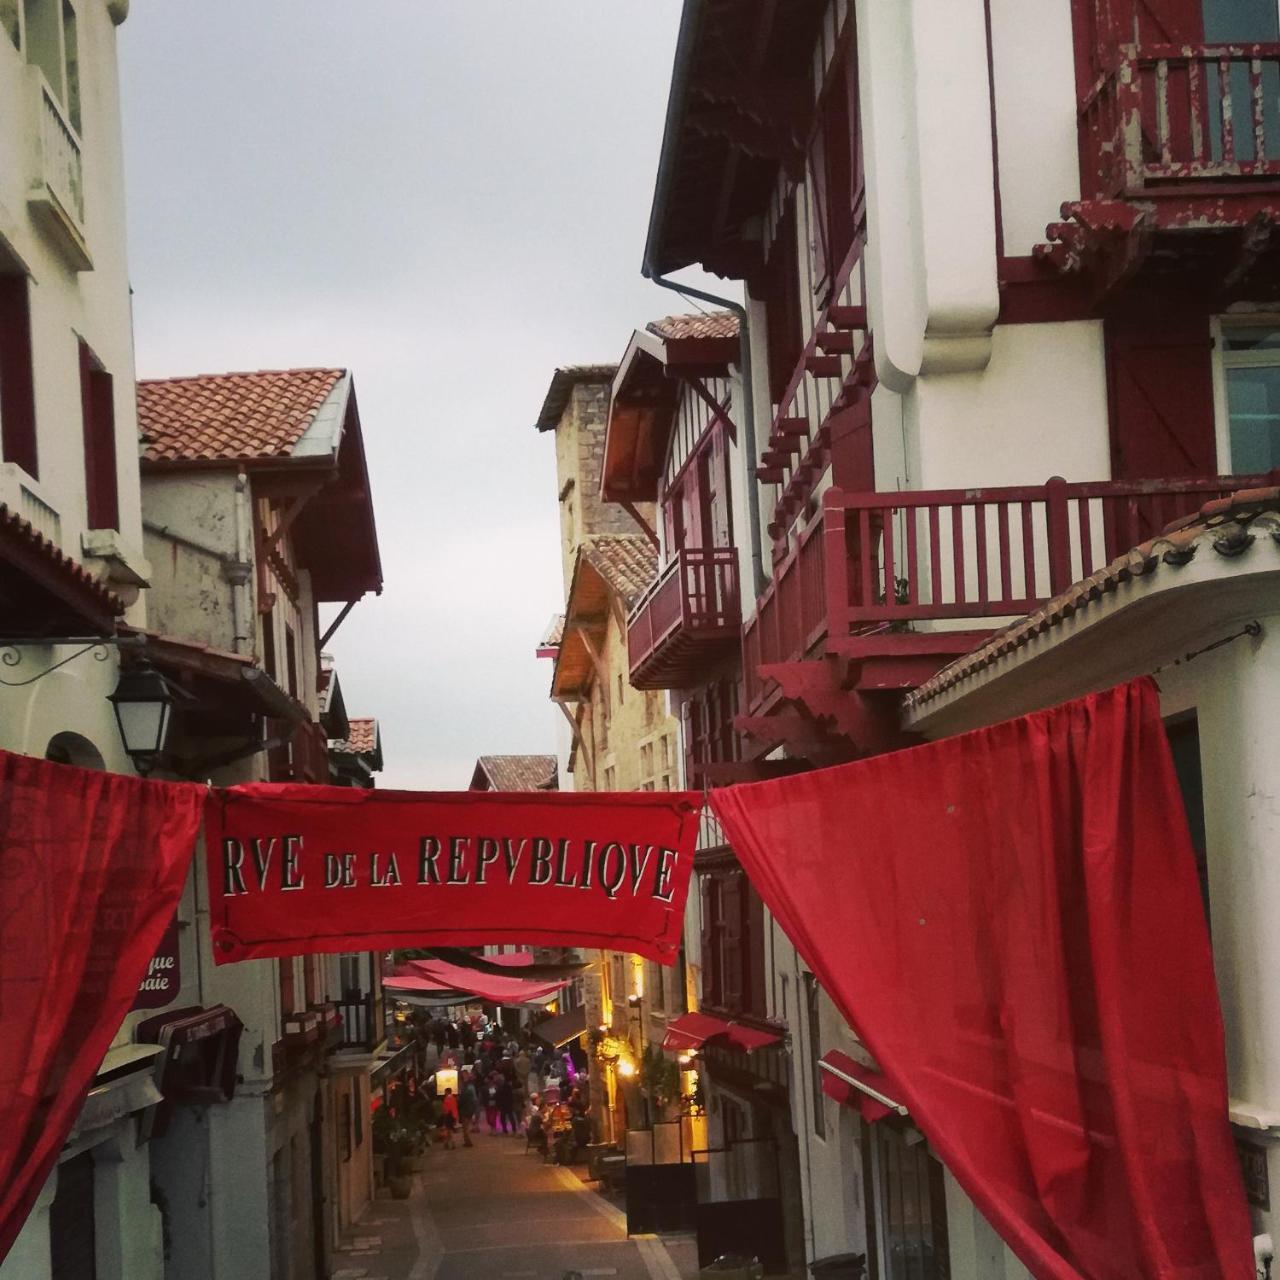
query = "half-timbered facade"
xmin=604 ymin=312 xmax=806 ymax=1270
xmin=643 ymin=0 xmax=1280 ymax=1273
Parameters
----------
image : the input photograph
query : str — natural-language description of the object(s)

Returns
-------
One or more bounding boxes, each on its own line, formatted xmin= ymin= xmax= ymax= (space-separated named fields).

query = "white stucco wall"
xmin=988 ymin=0 xmax=1081 ymax=257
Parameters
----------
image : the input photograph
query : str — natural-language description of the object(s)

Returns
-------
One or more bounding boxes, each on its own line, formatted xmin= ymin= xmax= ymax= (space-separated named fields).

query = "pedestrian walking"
xmin=440 ymin=1088 xmax=459 ymax=1150
xmin=496 ymin=1074 xmax=518 ymax=1133
xmin=458 ymin=1070 xmax=478 ymax=1148
xmin=484 ymin=1073 xmax=501 ymax=1134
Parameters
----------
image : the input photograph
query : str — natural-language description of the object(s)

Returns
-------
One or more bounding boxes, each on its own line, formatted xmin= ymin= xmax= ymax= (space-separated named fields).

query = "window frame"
xmin=1211 ymin=315 xmax=1280 ymax=475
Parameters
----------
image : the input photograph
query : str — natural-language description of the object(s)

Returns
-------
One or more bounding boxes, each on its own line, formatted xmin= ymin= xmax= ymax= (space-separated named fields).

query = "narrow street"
xmin=332 ymin=1133 xmax=695 ymax=1280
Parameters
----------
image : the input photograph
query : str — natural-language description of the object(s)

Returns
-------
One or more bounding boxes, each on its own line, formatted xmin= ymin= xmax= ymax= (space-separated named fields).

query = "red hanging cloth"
xmin=0 ymin=750 xmax=203 ymax=1264
xmin=711 ymin=679 xmax=1252 ymax=1279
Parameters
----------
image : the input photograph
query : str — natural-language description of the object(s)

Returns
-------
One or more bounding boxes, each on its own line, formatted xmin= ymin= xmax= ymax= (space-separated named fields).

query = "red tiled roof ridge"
xmin=907 ymin=486 xmax=1280 ymax=710
xmin=332 ymin=716 xmax=378 ymax=755
xmin=138 ymin=366 xmax=345 ymax=387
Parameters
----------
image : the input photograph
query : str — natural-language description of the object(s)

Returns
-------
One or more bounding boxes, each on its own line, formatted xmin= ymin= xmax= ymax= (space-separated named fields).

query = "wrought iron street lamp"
xmin=108 ymin=662 xmax=184 ymax=776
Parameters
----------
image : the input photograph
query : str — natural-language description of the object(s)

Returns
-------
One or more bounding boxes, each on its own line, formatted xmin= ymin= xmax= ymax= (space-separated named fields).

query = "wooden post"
xmin=823 ymin=490 xmax=848 ymax=645
xmin=1045 ymin=476 xmax=1072 ymax=596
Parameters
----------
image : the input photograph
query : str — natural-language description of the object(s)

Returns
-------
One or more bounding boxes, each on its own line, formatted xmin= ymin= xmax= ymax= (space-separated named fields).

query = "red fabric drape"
xmin=711 ymin=679 xmax=1252 ymax=1280
xmin=390 ymin=958 xmax=569 ymax=1005
xmin=0 ymin=751 xmax=203 ymax=1264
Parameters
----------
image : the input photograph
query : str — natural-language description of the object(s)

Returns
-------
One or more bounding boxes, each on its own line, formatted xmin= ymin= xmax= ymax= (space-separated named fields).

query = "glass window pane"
xmin=1226 ymin=364 xmax=1280 ymax=472
xmin=1224 ymin=328 xmax=1280 ymax=354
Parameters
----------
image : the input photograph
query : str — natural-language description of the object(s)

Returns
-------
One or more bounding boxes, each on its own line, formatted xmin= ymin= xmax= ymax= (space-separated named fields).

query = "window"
xmin=262 ymin=607 xmax=277 ymax=680
xmin=284 ymin=623 xmax=298 ymax=699
xmin=339 ymin=952 xmax=362 ymax=998
xmin=24 ymin=0 xmax=80 ymax=131
xmin=78 ymin=340 xmax=118 ymax=530
xmin=762 ymin=195 xmax=803 ymax=407
xmin=0 ymin=272 xmax=37 ymax=476
xmin=868 ymin=1125 xmax=950 ymax=1279
xmin=1220 ymin=326 xmax=1280 ymax=473
xmin=60 ymin=1 xmax=78 ymax=133
xmin=804 ymin=972 xmax=825 ymax=1139
xmin=809 ymin=46 xmax=860 ymax=302
xmin=1166 ymin=715 xmax=1211 ymax=930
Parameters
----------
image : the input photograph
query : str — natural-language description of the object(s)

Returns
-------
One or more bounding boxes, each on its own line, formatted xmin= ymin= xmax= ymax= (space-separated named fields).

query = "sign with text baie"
xmin=205 ymin=784 xmax=702 ymax=965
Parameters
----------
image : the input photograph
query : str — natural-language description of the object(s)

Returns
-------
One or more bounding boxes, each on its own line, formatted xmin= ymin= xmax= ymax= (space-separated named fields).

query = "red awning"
xmin=661 ymin=1011 xmax=782 ymax=1054
xmin=819 ymin=1050 xmax=906 ymax=1124
xmin=388 ymin=958 xmax=569 ymax=1006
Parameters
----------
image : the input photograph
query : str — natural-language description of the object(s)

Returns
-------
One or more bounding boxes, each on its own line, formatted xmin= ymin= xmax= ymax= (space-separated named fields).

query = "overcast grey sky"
xmin=119 ymin=2 xmax=725 ymax=789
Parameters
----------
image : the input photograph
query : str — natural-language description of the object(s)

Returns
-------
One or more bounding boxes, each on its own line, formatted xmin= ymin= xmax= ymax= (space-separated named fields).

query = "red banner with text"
xmin=205 ymin=783 xmax=702 ymax=964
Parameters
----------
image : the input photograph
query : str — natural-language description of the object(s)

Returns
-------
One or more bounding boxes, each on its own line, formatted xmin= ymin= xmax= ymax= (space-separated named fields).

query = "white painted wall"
xmin=988 ymin=0 xmax=1081 ymax=257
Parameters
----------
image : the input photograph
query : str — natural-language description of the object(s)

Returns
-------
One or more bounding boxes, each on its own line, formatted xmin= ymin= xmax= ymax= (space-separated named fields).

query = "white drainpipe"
xmin=230 ymin=472 xmax=254 ymax=657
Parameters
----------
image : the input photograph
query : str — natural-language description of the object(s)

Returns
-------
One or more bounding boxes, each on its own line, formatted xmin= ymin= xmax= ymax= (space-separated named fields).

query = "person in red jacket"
xmin=440 ymin=1087 xmax=459 ymax=1150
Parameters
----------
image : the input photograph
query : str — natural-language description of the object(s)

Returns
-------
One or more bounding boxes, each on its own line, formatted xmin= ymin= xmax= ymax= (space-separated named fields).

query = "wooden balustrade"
xmin=1081 ymin=43 xmax=1280 ymax=198
xmin=744 ymin=474 xmax=1270 ymax=713
xmin=627 ymin=548 xmax=741 ymax=690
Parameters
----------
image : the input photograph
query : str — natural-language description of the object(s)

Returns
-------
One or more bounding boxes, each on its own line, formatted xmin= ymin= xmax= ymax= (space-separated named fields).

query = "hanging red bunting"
xmin=0 ymin=751 xmax=203 ymax=1265
xmin=711 ymin=679 xmax=1253 ymax=1280
xmin=205 ymin=784 xmax=702 ymax=964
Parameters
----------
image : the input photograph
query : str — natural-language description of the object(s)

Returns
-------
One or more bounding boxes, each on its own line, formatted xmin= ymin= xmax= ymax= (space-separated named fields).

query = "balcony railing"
xmin=1081 ymin=43 xmax=1280 ymax=198
xmin=627 ymin=548 xmax=741 ymax=690
xmin=28 ymin=68 xmax=90 ymax=270
xmin=744 ymin=474 xmax=1271 ymax=713
xmin=335 ymin=992 xmax=385 ymax=1053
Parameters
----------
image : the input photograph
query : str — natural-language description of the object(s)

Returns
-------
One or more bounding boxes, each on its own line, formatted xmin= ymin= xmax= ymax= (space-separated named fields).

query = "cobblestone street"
xmin=332 ymin=1133 xmax=697 ymax=1280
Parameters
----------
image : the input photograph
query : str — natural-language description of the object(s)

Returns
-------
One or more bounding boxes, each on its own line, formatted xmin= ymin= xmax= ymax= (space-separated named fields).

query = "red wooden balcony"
xmin=267 ymin=717 xmax=329 ymax=784
xmin=744 ymin=474 xmax=1270 ymax=714
xmin=627 ymin=548 xmax=741 ymax=690
xmin=1081 ymin=44 xmax=1280 ymax=200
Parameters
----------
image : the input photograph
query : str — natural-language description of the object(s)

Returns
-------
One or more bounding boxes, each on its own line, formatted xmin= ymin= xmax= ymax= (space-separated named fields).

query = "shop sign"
xmin=132 ymin=917 xmax=181 ymax=1011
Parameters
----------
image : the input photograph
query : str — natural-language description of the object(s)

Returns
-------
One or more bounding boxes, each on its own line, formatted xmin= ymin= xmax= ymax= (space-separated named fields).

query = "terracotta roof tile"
xmin=0 ymin=503 xmax=125 ymax=626
xmin=907 ymin=487 xmax=1280 ymax=711
xmin=138 ymin=368 xmax=345 ymax=464
xmin=540 ymin=614 xmax=565 ymax=648
xmin=332 ymin=716 xmax=378 ymax=755
xmin=646 ymin=311 xmax=739 ymax=342
xmin=473 ymin=755 xmax=559 ymax=792
xmin=581 ymin=535 xmax=659 ymax=610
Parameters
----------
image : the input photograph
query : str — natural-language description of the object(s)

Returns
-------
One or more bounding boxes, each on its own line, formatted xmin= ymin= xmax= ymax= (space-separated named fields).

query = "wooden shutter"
xmin=1105 ymin=315 xmax=1217 ymax=480
xmin=79 ymin=341 xmax=119 ymax=531
xmin=721 ymin=870 xmax=744 ymax=1011
xmin=700 ymin=874 xmax=720 ymax=1008
xmin=745 ymin=884 xmax=767 ymax=1018
xmin=279 ymin=957 xmax=296 ymax=1018
xmin=0 ymin=275 xmax=37 ymax=477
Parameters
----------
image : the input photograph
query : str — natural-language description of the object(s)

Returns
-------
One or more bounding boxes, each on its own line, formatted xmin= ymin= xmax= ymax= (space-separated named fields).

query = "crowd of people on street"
xmin=407 ymin=1011 xmax=593 ymax=1160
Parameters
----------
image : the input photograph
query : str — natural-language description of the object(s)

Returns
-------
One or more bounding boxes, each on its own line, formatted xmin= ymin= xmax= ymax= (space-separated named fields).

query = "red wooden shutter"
xmin=279 ymin=957 xmax=295 ymax=1018
xmin=721 ymin=870 xmax=744 ymax=1011
xmin=1105 ymin=315 xmax=1217 ymax=480
xmin=700 ymin=874 xmax=720 ymax=1008
xmin=0 ymin=275 xmax=38 ymax=478
xmin=79 ymin=342 xmax=119 ymax=531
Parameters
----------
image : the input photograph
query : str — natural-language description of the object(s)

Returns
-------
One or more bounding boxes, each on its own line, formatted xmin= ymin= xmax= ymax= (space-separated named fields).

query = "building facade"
xmin=637 ymin=0 xmax=1280 ymax=1272
xmin=0 ymin=4 xmax=168 ymax=1277
xmin=536 ymin=367 xmax=692 ymax=1148
xmin=134 ymin=367 xmax=384 ymax=1280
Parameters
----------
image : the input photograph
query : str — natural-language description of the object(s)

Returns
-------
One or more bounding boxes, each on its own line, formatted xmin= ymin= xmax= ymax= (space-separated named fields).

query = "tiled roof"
xmin=646 ymin=311 xmax=739 ymax=341
xmin=473 ymin=755 xmax=559 ymax=792
xmin=581 ymin=535 xmax=658 ymax=610
xmin=534 ymin=365 xmax=616 ymax=433
xmin=907 ymin=487 xmax=1280 ymax=710
xmin=0 ymin=503 xmax=125 ymax=626
xmin=332 ymin=716 xmax=378 ymax=755
xmin=138 ymin=368 xmax=344 ymax=463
